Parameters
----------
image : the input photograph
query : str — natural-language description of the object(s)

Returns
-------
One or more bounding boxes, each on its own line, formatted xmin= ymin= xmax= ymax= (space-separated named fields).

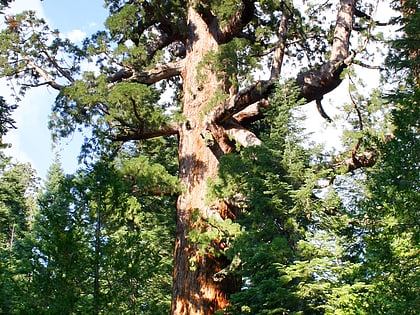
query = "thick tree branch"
xmin=233 ymin=99 xmax=269 ymax=125
xmin=209 ymin=79 xmax=275 ymax=124
xmin=296 ymin=51 xmax=355 ymax=102
xmin=270 ymin=10 xmax=289 ymax=80
xmin=297 ymin=0 xmax=355 ymax=102
xmin=333 ymin=150 xmax=377 ymax=172
xmin=331 ymin=0 xmax=354 ymax=61
xmin=146 ymin=32 xmax=187 ymax=60
xmin=107 ymin=59 xmax=185 ymax=85
xmin=223 ymin=120 xmax=262 ymax=147
xmin=132 ymin=59 xmax=185 ymax=84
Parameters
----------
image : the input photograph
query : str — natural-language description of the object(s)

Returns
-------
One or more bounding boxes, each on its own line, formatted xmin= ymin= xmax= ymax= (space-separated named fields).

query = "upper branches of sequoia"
xmin=0 ymin=1 xmax=365 ymax=145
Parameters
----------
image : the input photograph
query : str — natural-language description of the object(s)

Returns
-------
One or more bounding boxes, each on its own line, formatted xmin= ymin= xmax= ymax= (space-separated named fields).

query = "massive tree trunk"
xmin=171 ymin=7 xmax=240 ymax=315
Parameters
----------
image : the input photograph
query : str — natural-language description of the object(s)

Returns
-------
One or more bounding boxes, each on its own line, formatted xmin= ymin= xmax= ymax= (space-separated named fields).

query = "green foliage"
xmin=0 ymin=154 xmax=38 ymax=314
xmin=0 ymin=97 xmax=17 ymax=143
xmin=20 ymin=156 xmax=176 ymax=314
xmin=1 ymin=1 xmax=417 ymax=314
xmin=343 ymin=2 xmax=420 ymax=313
xmin=207 ymin=84 xmax=365 ymax=314
xmin=51 ymin=78 xmax=170 ymax=156
xmin=105 ymin=0 xmax=186 ymax=46
xmin=0 ymin=11 xmax=84 ymax=100
xmin=119 ymin=155 xmax=180 ymax=196
xmin=352 ymin=88 xmax=420 ymax=314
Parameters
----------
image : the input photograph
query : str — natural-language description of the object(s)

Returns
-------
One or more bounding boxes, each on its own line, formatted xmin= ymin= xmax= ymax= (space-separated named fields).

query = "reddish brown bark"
xmin=171 ymin=7 xmax=240 ymax=315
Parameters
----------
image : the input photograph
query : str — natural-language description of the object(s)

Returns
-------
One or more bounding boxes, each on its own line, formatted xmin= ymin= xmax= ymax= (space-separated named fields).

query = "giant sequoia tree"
xmin=0 ymin=0 xmax=398 ymax=314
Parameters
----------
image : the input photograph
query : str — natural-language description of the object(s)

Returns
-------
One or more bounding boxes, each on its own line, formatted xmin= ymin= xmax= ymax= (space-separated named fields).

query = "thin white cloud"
xmin=66 ymin=29 xmax=86 ymax=43
xmin=4 ymin=0 xmax=46 ymax=18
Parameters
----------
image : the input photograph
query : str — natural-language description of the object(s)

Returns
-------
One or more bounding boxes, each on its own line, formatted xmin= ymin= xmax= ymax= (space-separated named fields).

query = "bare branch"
xmin=26 ymin=59 xmax=64 ymax=90
xmin=107 ymin=59 xmax=185 ymax=86
xmin=270 ymin=10 xmax=289 ymax=80
xmin=354 ymin=8 xmax=391 ymax=27
xmin=223 ymin=120 xmax=261 ymax=147
xmin=353 ymin=60 xmax=383 ymax=70
xmin=348 ymin=81 xmax=363 ymax=157
xmin=316 ymin=98 xmax=333 ymax=123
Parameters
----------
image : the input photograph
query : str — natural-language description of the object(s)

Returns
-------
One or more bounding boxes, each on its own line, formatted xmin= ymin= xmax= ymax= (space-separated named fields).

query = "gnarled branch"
xmin=210 ymin=0 xmax=356 ymax=124
xmin=333 ymin=150 xmax=377 ymax=172
xmin=26 ymin=59 xmax=64 ymax=90
xmin=107 ymin=59 xmax=185 ymax=86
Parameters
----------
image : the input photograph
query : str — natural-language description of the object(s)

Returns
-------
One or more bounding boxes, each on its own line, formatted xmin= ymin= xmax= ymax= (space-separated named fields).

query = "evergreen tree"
xmin=27 ymin=160 xmax=91 ymax=314
xmin=0 ymin=97 xmax=17 ymax=147
xmin=351 ymin=0 xmax=420 ymax=313
xmin=28 ymin=156 xmax=176 ymax=314
xmin=0 ymin=155 xmax=38 ymax=314
xmin=0 ymin=1 xmax=402 ymax=314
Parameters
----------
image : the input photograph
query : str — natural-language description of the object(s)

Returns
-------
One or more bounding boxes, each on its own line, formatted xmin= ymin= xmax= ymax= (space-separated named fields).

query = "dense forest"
xmin=0 ymin=0 xmax=418 ymax=314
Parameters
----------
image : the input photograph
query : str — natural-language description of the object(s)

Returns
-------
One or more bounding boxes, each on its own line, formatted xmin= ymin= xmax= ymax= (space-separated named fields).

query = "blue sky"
xmin=3 ymin=0 xmax=108 ymax=180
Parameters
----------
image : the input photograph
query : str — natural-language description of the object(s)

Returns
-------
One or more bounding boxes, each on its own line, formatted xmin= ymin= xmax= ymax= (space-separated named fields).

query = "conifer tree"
xmin=0 ymin=155 xmax=38 ymax=314
xmin=27 ymin=157 xmax=175 ymax=314
xmin=0 ymin=1 xmax=402 ymax=314
xmin=351 ymin=0 xmax=420 ymax=313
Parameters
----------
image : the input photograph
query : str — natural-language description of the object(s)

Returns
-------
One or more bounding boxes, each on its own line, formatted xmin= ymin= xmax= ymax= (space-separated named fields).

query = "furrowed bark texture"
xmin=171 ymin=7 xmax=240 ymax=315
